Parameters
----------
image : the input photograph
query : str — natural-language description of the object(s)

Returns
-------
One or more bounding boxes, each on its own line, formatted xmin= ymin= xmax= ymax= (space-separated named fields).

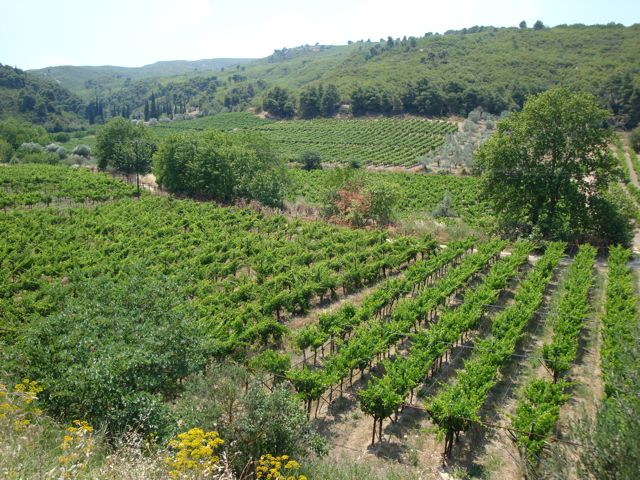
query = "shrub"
xmin=18 ymin=142 xmax=44 ymax=155
xmin=432 ymin=192 xmax=457 ymax=218
xmin=299 ymin=151 xmax=322 ymax=171
xmin=631 ymin=126 xmax=640 ymax=153
xmin=72 ymin=144 xmax=91 ymax=158
xmin=53 ymin=132 xmax=71 ymax=143
xmin=16 ymin=268 xmax=208 ymax=437
xmin=0 ymin=138 xmax=13 ymax=162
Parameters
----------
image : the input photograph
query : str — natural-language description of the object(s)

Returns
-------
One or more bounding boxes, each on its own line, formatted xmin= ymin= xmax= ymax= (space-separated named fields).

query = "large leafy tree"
xmin=95 ymin=117 xmax=143 ymax=169
xmin=476 ymin=87 xmax=628 ymax=243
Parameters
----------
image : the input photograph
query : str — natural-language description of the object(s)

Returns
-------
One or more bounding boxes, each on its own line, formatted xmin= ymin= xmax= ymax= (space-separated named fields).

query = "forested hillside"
xmin=26 ymin=23 xmax=640 ymax=128
xmin=0 ymin=64 xmax=85 ymax=129
xmin=29 ymin=58 xmax=253 ymax=97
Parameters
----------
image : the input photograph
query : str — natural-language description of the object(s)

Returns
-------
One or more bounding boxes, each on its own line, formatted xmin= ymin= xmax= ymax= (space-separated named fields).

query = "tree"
xmin=113 ymin=135 xmax=156 ymax=195
xmin=299 ymin=85 xmax=321 ymax=118
xmin=321 ymin=84 xmax=341 ymax=117
xmin=153 ymin=130 xmax=288 ymax=207
xmin=533 ymin=20 xmax=545 ymax=30
xmin=519 ymin=20 xmax=528 ymax=29
xmin=477 ymin=87 xmax=626 ymax=243
xmin=263 ymin=86 xmax=296 ymax=118
xmin=95 ymin=117 xmax=139 ymax=170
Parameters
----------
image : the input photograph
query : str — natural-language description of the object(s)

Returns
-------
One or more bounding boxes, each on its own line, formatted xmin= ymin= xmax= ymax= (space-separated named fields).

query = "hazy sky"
xmin=1 ymin=0 xmax=639 ymax=69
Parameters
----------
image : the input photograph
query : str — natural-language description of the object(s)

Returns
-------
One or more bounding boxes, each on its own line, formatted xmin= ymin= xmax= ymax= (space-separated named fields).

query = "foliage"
xmin=542 ymin=245 xmax=597 ymax=380
xmin=153 ymin=130 xmax=287 ymax=207
xmin=294 ymin=240 xmax=505 ymax=429
xmin=252 ymin=117 xmax=456 ymax=167
xmin=256 ymin=454 xmax=306 ymax=480
xmin=358 ymin=241 xmax=532 ymax=444
xmin=71 ymin=144 xmax=91 ymax=158
xmin=263 ymin=87 xmax=296 ymax=118
xmin=477 ymin=87 xmax=626 ymax=244
xmin=298 ymin=151 xmax=322 ymax=171
xmin=322 ymin=177 xmax=397 ymax=226
xmin=1 ymin=193 xmax=429 ymax=354
xmin=95 ymin=117 xmax=143 ymax=169
xmin=432 ymin=192 xmax=456 ymax=218
xmin=0 ymin=163 xmax=139 ymax=208
xmin=165 ymin=428 xmax=224 ymax=479
xmin=427 ymin=242 xmax=565 ymax=460
xmin=0 ymin=118 xmax=49 ymax=149
xmin=508 ymin=245 xmax=596 ymax=472
xmin=577 ymin=246 xmax=640 ymax=479
xmin=249 ymin=350 xmax=291 ymax=383
xmin=287 ymin=168 xmax=489 ymax=226
xmin=15 ymin=269 xmax=208 ymax=437
xmin=0 ymin=139 xmax=13 ymax=162
xmin=631 ymin=126 xmax=640 ymax=153
xmin=0 ymin=63 xmax=84 ymax=128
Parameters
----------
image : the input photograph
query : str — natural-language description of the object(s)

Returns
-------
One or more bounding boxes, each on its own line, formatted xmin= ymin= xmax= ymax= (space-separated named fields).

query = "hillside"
xmin=0 ymin=64 xmax=85 ymax=129
xmin=30 ymin=23 xmax=640 ymax=128
xmin=29 ymin=58 xmax=254 ymax=98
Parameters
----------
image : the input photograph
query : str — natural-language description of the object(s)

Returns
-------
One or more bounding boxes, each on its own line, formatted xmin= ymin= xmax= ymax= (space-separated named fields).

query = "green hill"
xmin=0 ymin=64 xmax=85 ymax=130
xmin=29 ymin=58 xmax=254 ymax=98
xmin=14 ymin=23 xmax=640 ymax=129
xmin=76 ymin=24 xmax=640 ymax=127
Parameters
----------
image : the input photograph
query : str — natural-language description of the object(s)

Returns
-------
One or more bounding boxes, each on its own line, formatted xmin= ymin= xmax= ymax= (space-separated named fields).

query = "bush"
xmin=0 ymin=119 xmax=49 ymax=149
xmin=67 ymin=153 xmax=86 ymax=166
xmin=631 ymin=126 xmax=640 ymax=153
xmin=18 ymin=142 xmax=44 ymax=154
xmin=53 ymin=132 xmax=71 ymax=143
xmin=72 ymin=144 xmax=91 ymax=158
xmin=175 ymin=364 xmax=326 ymax=472
xmin=299 ymin=151 xmax=322 ymax=171
xmin=0 ymin=138 xmax=13 ymax=162
xmin=154 ymin=130 xmax=288 ymax=207
xmin=432 ymin=192 xmax=457 ymax=218
xmin=16 ymin=268 xmax=208 ymax=437
xmin=56 ymin=147 xmax=67 ymax=159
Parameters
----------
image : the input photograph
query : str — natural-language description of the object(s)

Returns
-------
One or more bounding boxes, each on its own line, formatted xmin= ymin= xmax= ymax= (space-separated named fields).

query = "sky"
xmin=1 ymin=0 xmax=639 ymax=70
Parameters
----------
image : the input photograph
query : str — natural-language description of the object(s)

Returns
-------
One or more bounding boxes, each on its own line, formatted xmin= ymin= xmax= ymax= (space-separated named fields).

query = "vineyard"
xmin=150 ymin=112 xmax=273 ymax=135
xmin=287 ymin=168 xmax=488 ymax=225
xmin=145 ymin=115 xmax=458 ymax=167
xmin=252 ymin=117 xmax=458 ymax=167
xmin=0 ymin=162 xmax=638 ymax=479
xmin=0 ymin=164 xmax=139 ymax=208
